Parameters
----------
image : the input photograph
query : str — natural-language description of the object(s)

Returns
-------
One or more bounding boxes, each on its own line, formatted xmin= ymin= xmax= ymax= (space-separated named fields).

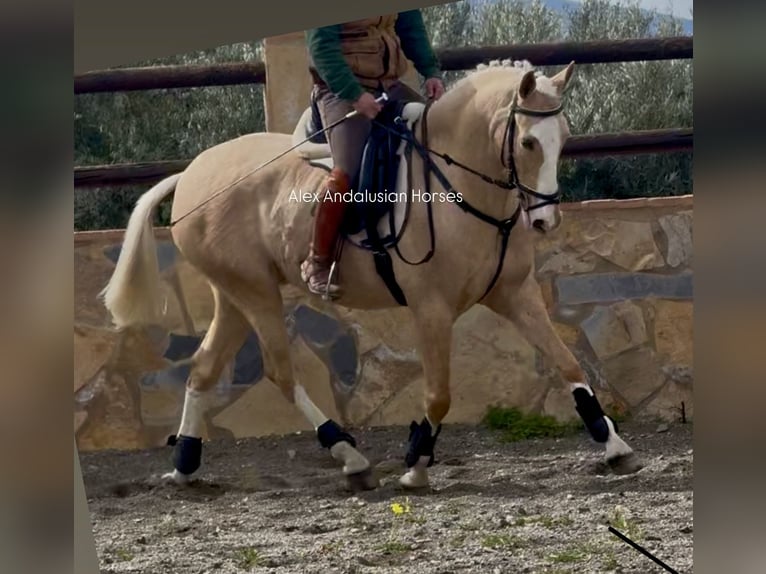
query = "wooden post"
xmin=262 ymin=31 xmax=313 ymax=134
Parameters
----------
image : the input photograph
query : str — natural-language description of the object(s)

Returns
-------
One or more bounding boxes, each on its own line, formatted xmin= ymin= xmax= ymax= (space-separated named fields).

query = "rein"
xmin=372 ymin=90 xmax=564 ymax=300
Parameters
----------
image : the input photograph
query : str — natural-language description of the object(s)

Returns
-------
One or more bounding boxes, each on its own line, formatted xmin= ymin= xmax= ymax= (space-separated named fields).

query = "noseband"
xmin=500 ymin=92 xmax=564 ymax=213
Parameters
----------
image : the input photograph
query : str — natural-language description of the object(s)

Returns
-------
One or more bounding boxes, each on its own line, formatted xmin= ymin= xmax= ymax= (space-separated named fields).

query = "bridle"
xmin=371 ymin=87 xmax=567 ymax=300
xmin=409 ymin=90 xmax=564 ymax=213
xmin=500 ymin=91 xmax=564 ymax=213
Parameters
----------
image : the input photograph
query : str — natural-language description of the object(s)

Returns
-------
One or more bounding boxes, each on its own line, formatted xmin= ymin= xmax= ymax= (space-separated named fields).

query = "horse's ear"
xmin=519 ymin=70 xmax=536 ymax=100
xmin=551 ymin=61 xmax=575 ymax=95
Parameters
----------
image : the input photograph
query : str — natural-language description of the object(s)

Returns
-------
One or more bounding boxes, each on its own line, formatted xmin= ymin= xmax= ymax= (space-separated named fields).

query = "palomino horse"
xmin=100 ymin=59 xmax=642 ymax=491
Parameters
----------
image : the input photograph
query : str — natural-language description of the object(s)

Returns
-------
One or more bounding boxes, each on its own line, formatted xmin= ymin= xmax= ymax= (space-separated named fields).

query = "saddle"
xmin=293 ymin=91 xmax=425 ymax=306
xmin=306 ymin=90 xmax=412 ymax=244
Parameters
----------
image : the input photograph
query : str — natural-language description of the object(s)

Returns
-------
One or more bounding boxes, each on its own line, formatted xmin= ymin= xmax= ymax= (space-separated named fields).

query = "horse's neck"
xmin=418 ymin=92 xmax=518 ymax=220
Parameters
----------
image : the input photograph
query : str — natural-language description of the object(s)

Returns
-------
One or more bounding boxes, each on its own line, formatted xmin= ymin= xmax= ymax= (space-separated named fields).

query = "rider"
xmin=301 ymin=11 xmax=446 ymax=298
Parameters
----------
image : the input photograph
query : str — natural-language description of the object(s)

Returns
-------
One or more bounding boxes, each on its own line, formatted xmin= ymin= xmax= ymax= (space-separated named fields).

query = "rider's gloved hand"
xmin=424 ymin=77 xmax=445 ymax=101
xmin=352 ymin=92 xmax=383 ymax=119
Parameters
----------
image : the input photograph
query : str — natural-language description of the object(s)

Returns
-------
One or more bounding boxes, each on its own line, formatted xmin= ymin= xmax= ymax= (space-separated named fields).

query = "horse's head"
xmin=481 ymin=61 xmax=575 ymax=234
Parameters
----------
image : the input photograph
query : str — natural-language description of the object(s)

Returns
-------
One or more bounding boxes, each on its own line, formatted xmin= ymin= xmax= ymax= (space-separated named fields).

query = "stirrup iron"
xmin=324 ymin=260 xmax=338 ymax=301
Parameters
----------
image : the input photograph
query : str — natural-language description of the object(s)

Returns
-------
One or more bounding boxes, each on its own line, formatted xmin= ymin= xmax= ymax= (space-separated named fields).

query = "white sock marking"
xmin=162 ymin=469 xmax=191 ymax=485
xmin=330 ymin=441 xmax=370 ymax=475
xmin=425 ymin=415 xmax=438 ymax=436
xmin=178 ymin=388 xmax=208 ymax=437
xmin=400 ymin=456 xmax=431 ymax=489
xmin=570 ymin=382 xmax=633 ymax=458
xmin=604 ymin=415 xmax=633 ymax=460
xmin=569 ymin=382 xmax=592 ymax=394
xmin=294 ymin=384 xmax=329 ymax=430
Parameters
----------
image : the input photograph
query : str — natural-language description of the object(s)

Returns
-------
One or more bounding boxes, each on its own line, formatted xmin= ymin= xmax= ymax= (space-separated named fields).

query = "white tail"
xmin=100 ymin=173 xmax=182 ymax=328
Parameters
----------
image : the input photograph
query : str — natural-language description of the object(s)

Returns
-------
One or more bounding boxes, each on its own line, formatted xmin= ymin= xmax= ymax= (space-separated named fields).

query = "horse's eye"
xmin=521 ymin=137 xmax=535 ymax=150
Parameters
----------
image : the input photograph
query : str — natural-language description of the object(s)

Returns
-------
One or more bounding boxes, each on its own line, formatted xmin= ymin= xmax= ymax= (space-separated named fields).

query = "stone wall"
xmin=74 ymin=196 xmax=693 ymax=452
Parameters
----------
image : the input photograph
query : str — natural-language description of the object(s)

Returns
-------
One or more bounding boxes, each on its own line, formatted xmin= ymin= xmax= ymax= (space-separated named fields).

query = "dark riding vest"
xmin=311 ymin=14 xmax=410 ymax=90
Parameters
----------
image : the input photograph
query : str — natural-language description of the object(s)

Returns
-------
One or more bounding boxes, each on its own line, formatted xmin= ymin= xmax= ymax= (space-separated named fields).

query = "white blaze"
xmin=527 ymin=117 xmax=562 ymax=228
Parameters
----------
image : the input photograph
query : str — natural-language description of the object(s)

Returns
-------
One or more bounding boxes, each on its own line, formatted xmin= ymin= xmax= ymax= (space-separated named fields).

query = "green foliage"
xmin=74 ymin=0 xmax=692 ymax=231
xmin=419 ymin=0 xmax=692 ymax=204
xmin=483 ymin=406 xmax=582 ymax=442
xmin=476 ymin=0 xmax=564 ymax=45
xmin=237 ymin=546 xmax=265 ymax=569
xmin=113 ymin=548 xmax=134 ymax=562
xmin=480 ymin=533 xmax=524 ymax=549
xmin=549 ymin=548 xmax=588 ymax=563
xmin=74 ymin=42 xmax=266 ymax=231
xmin=547 ymin=540 xmax=604 ymax=564
xmin=610 ymin=505 xmax=644 ymax=541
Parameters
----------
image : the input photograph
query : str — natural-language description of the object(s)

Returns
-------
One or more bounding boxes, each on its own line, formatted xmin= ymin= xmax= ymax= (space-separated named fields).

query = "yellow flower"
xmin=390 ymin=499 xmax=411 ymax=515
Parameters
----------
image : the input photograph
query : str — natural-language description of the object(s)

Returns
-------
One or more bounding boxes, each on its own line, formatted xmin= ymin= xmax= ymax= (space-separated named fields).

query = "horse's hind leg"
xmin=229 ymin=282 xmax=377 ymax=491
xmin=164 ymin=284 xmax=251 ymax=485
xmin=483 ymin=273 xmax=643 ymax=475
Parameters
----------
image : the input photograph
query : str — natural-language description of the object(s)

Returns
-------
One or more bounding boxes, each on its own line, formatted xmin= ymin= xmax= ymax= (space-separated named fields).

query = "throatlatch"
xmin=572 ymin=387 xmax=615 ymax=443
xmin=167 ymin=434 xmax=203 ymax=476
xmin=317 ymin=419 xmax=357 ymax=449
xmin=405 ymin=418 xmax=442 ymax=468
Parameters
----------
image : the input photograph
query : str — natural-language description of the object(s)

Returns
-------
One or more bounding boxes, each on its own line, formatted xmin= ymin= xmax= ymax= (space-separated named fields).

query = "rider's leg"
xmin=301 ymin=167 xmax=351 ymax=297
xmin=301 ymin=85 xmax=373 ymax=297
xmin=385 ymin=80 xmax=427 ymax=105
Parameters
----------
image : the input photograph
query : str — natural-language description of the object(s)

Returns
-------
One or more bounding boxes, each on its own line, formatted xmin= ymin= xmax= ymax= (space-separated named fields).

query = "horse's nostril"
xmin=532 ymin=219 xmax=546 ymax=231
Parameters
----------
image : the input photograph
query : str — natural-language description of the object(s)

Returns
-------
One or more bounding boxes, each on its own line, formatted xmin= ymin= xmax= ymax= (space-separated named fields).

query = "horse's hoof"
xmin=607 ymin=452 xmax=644 ymax=475
xmin=162 ymin=469 xmax=191 ymax=486
xmin=346 ymin=467 xmax=379 ymax=492
xmin=399 ymin=466 xmax=430 ymax=489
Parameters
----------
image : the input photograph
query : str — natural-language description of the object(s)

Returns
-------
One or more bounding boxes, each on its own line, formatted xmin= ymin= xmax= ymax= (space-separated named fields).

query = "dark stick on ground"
xmin=608 ymin=525 xmax=680 ymax=573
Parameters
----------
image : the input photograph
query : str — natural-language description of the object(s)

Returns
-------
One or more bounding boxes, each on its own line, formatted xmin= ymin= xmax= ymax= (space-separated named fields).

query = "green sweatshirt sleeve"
xmin=394 ymin=10 xmax=442 ymax=79
xmin=305 ymin=25 xmax=365 ymax=102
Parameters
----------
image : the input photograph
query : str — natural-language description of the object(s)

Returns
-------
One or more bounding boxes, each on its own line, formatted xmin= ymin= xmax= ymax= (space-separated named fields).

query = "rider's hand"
xmin=424 ymin=77 xmax=445 ymax=101
xmin=353 ymin=92 xmax=383 ymax=119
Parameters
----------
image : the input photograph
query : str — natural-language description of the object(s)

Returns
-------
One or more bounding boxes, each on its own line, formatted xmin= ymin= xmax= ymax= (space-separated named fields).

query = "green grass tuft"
xmin=548 ymin=548 xmax=588 ymax=563
xmin=602 ymin=550 xmax=619 ymax=570
xmin=378 ymin=541 xmax=411 ymax=554
xmin=114 ymin=548 xmax=134 ymax=562
xmin=481 ymin=533 xmax=524 ymax=550
xmin=483 ymin=406 xmax=582 ymax=442
xmin=610 ymin=506 xmax=644 ymax=541
xmin=237 ymin=547 xmax=265 ymax=569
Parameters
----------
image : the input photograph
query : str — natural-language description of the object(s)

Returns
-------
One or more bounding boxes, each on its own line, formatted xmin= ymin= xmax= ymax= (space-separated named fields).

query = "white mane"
xmin=475 ymin=58 xmax=540 ymax=74
xmin=463 ymin=59 xmax=559 ymax=98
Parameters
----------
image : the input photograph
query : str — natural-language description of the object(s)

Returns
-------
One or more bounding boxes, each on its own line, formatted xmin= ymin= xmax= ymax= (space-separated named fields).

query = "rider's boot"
xmin=300 ymin=167 xmax=350 ymax=299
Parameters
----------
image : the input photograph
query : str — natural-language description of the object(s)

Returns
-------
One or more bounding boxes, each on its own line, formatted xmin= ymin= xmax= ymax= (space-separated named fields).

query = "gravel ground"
xmin=81 ymin=421 xmax=693 ymax=574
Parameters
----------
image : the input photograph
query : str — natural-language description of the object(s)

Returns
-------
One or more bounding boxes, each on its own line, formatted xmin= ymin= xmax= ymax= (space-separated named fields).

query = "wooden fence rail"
xmin=75 ymin=62 xmax=267 ymax=94
xmin=74 ymin=128 xmax=692 ymax=188
xmin=74 ymin=36 xmax=692 ymax=94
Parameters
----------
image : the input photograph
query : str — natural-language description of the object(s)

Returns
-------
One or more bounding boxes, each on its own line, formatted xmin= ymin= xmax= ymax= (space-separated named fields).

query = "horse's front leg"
xmin=400 ymin=297 xmax=456 ymax=489
xmin=483 ymin=273 xmax=643 ymax=475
